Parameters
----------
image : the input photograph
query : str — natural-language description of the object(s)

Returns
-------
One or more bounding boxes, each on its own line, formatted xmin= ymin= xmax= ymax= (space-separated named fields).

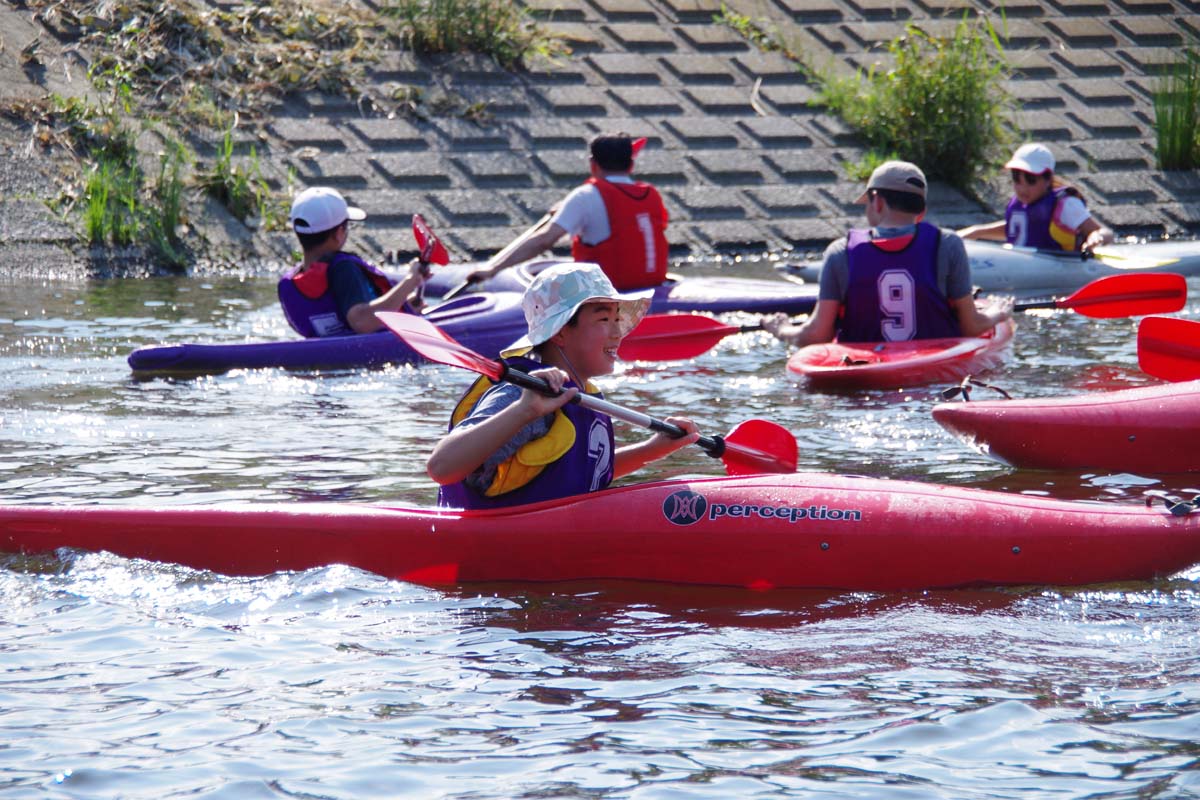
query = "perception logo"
xmin=663 ymin=490 xmax=707 ymax=526
xmin=662 ymin=489 xmax=865 ymax=526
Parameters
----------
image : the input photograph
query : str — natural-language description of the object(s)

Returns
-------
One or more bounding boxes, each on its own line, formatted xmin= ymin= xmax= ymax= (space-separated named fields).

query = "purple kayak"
xmin=426 ymin=259 xmax=819 ymax=315
xmin=128 ymin=293 xmax=528 ymax=377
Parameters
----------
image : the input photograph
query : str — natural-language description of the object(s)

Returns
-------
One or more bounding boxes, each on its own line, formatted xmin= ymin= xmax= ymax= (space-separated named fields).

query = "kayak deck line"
xmin=3 ymin=472 xmax=1199 ymax=592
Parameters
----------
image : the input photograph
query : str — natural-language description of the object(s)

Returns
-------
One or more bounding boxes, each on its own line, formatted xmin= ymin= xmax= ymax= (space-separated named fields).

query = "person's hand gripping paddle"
xmin=378 ymin=311 xmax=799 ymax=476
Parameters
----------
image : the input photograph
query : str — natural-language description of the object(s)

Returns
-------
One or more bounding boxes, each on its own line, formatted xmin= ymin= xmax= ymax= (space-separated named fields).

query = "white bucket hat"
xmin=501 ymin=262 xmax=653 ymax=357
xmin=289 ymin=186 xmax=366 ymax=234
xmin=1005 ymin=143 xmax=1055 ymax=175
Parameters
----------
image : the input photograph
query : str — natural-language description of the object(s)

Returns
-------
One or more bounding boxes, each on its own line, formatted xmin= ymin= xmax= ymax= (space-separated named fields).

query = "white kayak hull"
xmin=780 ymin=239 xmax=1200 ymax=294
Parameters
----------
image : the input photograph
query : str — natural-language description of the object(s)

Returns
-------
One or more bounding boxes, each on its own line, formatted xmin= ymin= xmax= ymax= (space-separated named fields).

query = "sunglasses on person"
xmin=1010 ymin=170 xmax=1045 ymax=185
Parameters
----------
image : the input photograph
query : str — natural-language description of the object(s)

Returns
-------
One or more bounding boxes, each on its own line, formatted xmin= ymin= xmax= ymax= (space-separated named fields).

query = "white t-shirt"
xmin=549 ymin=175 xmax=637 ymax=246
xmin=1057 ymin=195 xmax=1091 ymax=231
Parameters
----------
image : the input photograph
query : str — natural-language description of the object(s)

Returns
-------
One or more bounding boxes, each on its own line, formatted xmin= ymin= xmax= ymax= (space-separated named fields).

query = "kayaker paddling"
xmin=279 ymin=186 xmax=428 ymax=337
xmin=763 ymin=160 xmax=1011 ymax=347
xmin=428 ymin=262 xmax=700 ymax=510
xmin=460 ymin=132 xmax=672 ymax=293
xmin=957 ymin=143 xmax=1115 ymax=253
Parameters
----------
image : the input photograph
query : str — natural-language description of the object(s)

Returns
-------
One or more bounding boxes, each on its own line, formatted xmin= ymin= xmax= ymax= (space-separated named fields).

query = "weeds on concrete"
xmin=1154 ymin=46 xmax=1200 ymax=170
xmin=382 ymin=0 xmax=566 ymax=70
xmin=195 ymin=126 xmax=278 ymax=230
xmin=3 ymin=95 xmax=190 ymax=268
xmin=717 ymin=10 xmax=1015 ymax=194
xmin=817 ymin=18 xmax=1015 ymax=192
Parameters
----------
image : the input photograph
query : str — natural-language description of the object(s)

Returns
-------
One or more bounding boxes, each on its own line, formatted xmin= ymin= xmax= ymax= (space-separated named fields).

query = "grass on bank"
xmin=13 ymin=0 xmax=563 ymax=268
xmin=716 ymin=7 xmax=1016 ymax=194
xmin=195 ymin=124 xmax=283 ymax=230
xmin=1154 ymin=46 xmax=1200 ymax=170
xmin=19 ymin=95 xmax=190 ymax=268
xmin=382 ymin=0 xmax=567 ymax=70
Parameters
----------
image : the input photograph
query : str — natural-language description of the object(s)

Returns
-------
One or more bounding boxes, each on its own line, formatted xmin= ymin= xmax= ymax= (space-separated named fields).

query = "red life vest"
xmin=278 ymin=253 xmax=394 ymax=338
xmin=571 ymin=177 xmax=669 ymax=291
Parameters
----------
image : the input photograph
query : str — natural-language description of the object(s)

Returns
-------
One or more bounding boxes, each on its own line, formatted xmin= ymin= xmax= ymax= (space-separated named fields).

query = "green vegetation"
xmin=8 ymin=0 xmax=565 ymax=270
xmin=195 ymin=127 xmax=278 ymax=230
xmin=817 ymin=19 xmax=1014 ymax=190
xmin=383 ymin=0 xmax=567 ymax=69
xmin=1154 ymin=46 xmax=1200 ymax=170
xmin=716 ymin=10 xmax=1016 ymax=193
xmin=713 ymin=5 xmax=792 ymax=58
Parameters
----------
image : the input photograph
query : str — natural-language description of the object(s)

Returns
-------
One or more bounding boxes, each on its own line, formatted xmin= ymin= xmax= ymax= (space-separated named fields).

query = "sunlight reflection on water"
xmin=0 ymin=269 xmax=1198 ymax=798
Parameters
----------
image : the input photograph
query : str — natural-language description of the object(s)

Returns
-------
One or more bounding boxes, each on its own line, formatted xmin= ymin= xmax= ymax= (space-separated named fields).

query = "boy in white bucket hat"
xmin=279 ymin=186 xmax=428 ymax=337
xmin=958 ymin=143 xmax=1114 ymax=252
xmin=428 ymin=262 xmax=699 ymax=510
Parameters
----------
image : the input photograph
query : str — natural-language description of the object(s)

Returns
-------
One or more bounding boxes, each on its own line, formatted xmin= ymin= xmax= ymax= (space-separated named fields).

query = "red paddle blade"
xmin=1138 ymin=315 xmax=1200 ymax=382
xmin=1059 ymin=272 xmax=1186 ymax=318
xmin=618 ymin=314 xmax=747 ymax=361
xmin=720 ymin=419 xmax=798 ymax=475
xmin=411 ymin=214 xmax=450 ymax=265
xmin=377 ymin=311 xmax=504 ymax=380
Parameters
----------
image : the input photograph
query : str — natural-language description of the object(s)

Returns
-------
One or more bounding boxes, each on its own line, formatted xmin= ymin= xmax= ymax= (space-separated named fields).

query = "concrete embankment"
xmin=1 ymin=0 xmax=1197 ymax=278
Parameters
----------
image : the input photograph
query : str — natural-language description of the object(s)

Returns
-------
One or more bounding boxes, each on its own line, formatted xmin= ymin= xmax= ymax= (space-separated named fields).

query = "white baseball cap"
xmin=288 ymin=186 xmax=366 ymax=234
xmin=501 ymin=262 xmax=653 ymax=357
xmin=1005 ymin=143 xmax=1055 ymax=175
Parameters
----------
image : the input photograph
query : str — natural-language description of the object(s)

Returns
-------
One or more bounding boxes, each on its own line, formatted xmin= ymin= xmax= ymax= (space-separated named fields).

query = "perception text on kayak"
xmin=662 ymin=490 xmax=864 ymax=526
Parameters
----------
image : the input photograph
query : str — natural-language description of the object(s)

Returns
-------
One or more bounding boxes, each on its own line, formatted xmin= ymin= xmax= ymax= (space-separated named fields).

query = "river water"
xmin=1 ymin=264 xmax=1198 ymax=799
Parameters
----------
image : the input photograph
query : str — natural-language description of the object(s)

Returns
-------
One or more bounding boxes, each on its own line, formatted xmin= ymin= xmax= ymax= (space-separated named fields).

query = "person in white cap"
xmin=763 ymin=160 xmax=1009 ymax=347
xmin=462 ymin=132 xmax=671 ymax=292
xmin=278 ymin=186 xmax=428 ymax=337
xmin=428 ymin=262 xmax=699 ymax=510
xmin=958 ymin=143 xmax=1114 ymax=252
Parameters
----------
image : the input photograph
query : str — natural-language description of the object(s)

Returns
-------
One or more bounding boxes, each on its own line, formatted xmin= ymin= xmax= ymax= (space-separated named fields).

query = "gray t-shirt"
xmin=817 ymin=225 xmax=972 ymax=303
xmin=454 ymin=381 xmax=554 ymax=494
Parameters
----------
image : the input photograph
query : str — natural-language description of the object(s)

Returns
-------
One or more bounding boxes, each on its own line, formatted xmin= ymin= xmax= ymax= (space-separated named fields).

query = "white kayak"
xmin=778 ymin=239 xmax=1200 ymax=294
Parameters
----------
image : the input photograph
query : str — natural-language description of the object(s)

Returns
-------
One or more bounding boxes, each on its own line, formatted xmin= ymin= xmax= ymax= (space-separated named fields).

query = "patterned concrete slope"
xmin=5 ymin=0 xmax=1196 ymax=270
xmin=255 ymin=0 xmax=1199 ymax=263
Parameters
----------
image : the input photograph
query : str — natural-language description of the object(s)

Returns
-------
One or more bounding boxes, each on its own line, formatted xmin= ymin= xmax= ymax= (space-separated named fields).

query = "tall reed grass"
xmin=1154 ymin=46 xmax=1200 ymax=170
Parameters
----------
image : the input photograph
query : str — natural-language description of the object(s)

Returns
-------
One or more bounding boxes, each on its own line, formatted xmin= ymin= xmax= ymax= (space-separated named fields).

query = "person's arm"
xmin=1077 ymin=216 xmax=1115 ymax=253
xmin=426 ymin=368 xmax=576 ymax=486
xmin=951 ymin=294 xmax=1011 ymax=337
xmin=613 ymin=416 xmax=700 ymax=479
xmin=957 ymin=220 xmax=1007 ymax=241
xmin=761 ymin=300 xmax=840 ymax=347
xmin=471 ymin=222 xmax=568 ymax=281
xmin=344 ymin=259 xmax=427 ymax=333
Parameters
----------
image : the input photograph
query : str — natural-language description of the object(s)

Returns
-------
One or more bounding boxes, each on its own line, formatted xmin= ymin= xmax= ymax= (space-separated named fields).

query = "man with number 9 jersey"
xmin=763 ymin=161 xmax=1010 ymax=346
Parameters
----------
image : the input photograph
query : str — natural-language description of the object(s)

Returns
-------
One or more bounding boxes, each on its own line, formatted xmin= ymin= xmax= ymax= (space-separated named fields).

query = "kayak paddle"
xmin=377 ymin=311 xmax=799 ymax=476
xmin=1137 ymin=316 xmax=1200 ymax=382
xmin=411 ymin=214 xmax=449 ymax=308
xmin=617 ymin=272 xmax=1188 ymax=362
xmin=1009 ymin=271 xmax=1186 ymax=318
xmin=1003 ymin=243 xmax=1181 ymax=270
xmin=412 ymin=213 xmax=449 ymax=267
xmin=440 ymin=211 xmax=555 ymax=301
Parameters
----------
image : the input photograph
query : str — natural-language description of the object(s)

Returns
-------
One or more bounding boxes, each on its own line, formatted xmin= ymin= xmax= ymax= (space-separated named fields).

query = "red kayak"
xmin=787 ymin=320 xmax=1016 ymax=390
xmin=933 ymin=380 xmax=1200 ymax=473
xmin=2 ymin=471 xmax=1198 ymax=591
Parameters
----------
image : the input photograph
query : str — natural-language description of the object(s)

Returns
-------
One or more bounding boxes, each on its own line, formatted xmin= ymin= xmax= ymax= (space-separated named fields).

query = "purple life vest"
xmin=1005 ymin=186 xmax=1080 ymax=251
xmin=838 ymin=223 xmax=961 ymax=342
xmin=438 ymin=356 xmax=616 ymax=510
xmin=278 ymin=252 xmax=395 ymax=338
